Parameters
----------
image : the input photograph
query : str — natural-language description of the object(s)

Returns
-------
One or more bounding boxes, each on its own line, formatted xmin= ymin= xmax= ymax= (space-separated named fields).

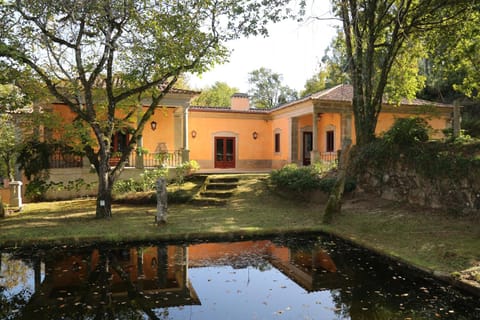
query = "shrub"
xmin=113 ymin=167 xmax=168 ymax=194
xmin=25 ymin=178 xmax=49 ymax=202
xmin=139 ymin=167 xmax=168 ymax=191
xmin=270 ymin=164 xmax=320 ymax=192
xmin=350 ymin=116 xmax=480 ymax=182
xmin=270 ymin=163 xmax=356 ymax=194
xmin=382 ymin=117 xmax=430 ymax=146
xmin=175 ymin=160 xmax=200 ymax=185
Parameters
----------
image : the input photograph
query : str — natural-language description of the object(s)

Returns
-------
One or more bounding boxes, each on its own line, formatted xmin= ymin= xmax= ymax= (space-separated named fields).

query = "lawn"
xmin=1 ymin=173 xmax=479 ymax=285
xmin=0 ymin=174 xmax=324 ymax=245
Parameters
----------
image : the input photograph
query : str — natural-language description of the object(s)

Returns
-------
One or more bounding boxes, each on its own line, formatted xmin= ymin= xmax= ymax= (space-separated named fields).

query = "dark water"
xmin=0 ymin=234 xmax=479 ymax=320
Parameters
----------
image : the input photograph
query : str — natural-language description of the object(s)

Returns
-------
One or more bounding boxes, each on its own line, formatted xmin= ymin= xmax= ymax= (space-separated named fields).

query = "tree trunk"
xmin=352 ymin=94 xmax=379 ymax=147
xmin=0 ymin=196 xmax=4 ymax=218
xmin=96 ymin=164 xmax=113 ymax=219
xmin=323 ymin=138 xmax=352 ymax=224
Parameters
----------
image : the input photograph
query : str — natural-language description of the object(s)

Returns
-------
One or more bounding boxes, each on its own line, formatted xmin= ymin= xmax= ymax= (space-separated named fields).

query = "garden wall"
xmin=43 ymin=167 xmax=177 ymax=201
xmin=355 ymin=161 xmax=480 ymax=215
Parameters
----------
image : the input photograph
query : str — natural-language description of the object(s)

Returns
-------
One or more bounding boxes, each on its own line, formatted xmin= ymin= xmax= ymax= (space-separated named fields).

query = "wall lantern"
xmin=252 ymin=131 xmax=258 ymax=140
xmin=191 ymin=130 xmax=197 ymax=138
xmin=150 ymin=121 xmax=157 ymax=131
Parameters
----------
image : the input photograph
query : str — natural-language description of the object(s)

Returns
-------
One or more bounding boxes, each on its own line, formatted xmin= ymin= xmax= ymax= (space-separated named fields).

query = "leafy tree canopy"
xmin=0 ymin=0 xmax=297 ymax=218
xmin=248 ymin=67 xmax=298 ymax=109
xmin=191 ymin=81 xmax=238 ymax=107
xmin=0 ymin=114 xmax=19 ymax=179
xmin=301 ymin=29 xmax=350 ymax=97
xmin=422 ymin=8 xmax=480 ymax=102
xmin=332 ymin=0 xmax=472 ymax=146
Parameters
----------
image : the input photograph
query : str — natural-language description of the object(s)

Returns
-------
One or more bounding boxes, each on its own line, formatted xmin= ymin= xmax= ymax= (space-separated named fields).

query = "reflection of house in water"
xmin=188 ymin=240 xmax=340 ymax=293
xmin=22 ymin=240 xmax=339 ymax=317
xmin=24 ymin=245 xmax=200 ymax=318
xmin=267 ymin=244 xmax=346 ymax=293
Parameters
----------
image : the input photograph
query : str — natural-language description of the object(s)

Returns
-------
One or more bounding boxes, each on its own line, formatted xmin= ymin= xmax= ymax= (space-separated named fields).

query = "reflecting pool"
xmin=0 ymin=234 xmax=479 ymax=319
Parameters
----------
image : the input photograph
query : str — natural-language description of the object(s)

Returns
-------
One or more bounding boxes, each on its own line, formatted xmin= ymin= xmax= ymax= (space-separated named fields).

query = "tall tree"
xmin=301 ymin=30 xmax=350 ymax=97
xmin=332 ymin=0 xmax=472 ymax=146
xmin=191 ymin=81 xmax=239 ymax=107
xmin=248 ymin=67 xmax=298 ymax=109
xmin=0 ymin=83 xmax=32 ymax=181
xmin=0 ymin=114 xmax=19 ymax=180
xmin=422 ymin=8 xmax=480 ymax=102
xmin=0 ymin=0 xmax=294 ymax=218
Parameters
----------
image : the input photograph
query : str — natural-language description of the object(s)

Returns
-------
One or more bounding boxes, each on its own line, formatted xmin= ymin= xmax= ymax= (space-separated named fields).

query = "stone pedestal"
xmin=156 ymin=178 xmax=167 ymax=225
xmin=9 ymin=181 xmax=23 ymax=209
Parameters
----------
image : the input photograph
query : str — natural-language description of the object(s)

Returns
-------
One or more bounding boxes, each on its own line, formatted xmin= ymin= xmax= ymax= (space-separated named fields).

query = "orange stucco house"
xmin=1 ymin=83 xmax=454 ymax=201
xmin=130 ymin=84 xmax=454 ymax=171
xmin=49 ymin=84 xmax=455 ymax=172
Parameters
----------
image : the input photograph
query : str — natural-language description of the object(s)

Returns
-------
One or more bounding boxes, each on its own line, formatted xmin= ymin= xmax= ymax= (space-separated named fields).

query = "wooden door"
xmin=214 ymin=137 xmax=235 ymax=168
xmin=303 ymin=132 xmax=312 ymax=165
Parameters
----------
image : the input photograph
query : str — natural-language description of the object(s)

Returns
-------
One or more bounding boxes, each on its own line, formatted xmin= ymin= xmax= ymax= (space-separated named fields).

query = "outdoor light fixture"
xmin=150 ymin=121 xmax=157 ymax=131
xmin=191 ymin=130 xmax=197 ymax=138
xmin=252 ymin=131 xmax=258 ymax=140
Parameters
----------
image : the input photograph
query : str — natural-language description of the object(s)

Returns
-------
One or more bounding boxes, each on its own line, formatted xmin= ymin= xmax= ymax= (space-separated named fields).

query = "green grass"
xmin=0 ymin=174 xmax=323 ymax=245
xmin=327 ymin=199 xmax=480 ymax=274
xmin=1 ymin=173 xmax=479 ymax=279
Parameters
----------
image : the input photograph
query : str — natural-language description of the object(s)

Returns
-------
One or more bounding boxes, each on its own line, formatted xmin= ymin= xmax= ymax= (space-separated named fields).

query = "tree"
xmin=0 ymin=114 xmax=19 ymax=180
xmin=422 ymin=8 xmax=480 ymax=102
xmin=332 ymin=0 xmax=472 ymax=146
xmin=0 ymin=83 xmax=32 ymax=181
xmin=191 ymin=81 xmax=239 ymax=107
xmin=301 ymin=30 xmax=350 ymax=97
xmin=0 ymin=0 xmax=294 ymax=219
xmin=248 ymin=67 xmax=298 ymax=109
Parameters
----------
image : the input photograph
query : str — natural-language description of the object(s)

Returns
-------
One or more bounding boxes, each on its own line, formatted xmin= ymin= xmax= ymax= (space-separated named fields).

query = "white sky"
xmin=189 ymin=1 xmax=340 ymax=93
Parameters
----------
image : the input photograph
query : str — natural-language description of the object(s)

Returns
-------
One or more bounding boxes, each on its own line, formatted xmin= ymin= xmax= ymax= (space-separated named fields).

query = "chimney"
xmin=230 ymin=93 xmax=250 ymax=111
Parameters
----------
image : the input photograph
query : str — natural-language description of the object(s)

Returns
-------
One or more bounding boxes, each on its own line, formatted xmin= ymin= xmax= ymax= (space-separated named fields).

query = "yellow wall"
xmin=376 ymin=112 xmax=449 ymax=139
xmin=189 ymin=111 xmax=272 ymax=168
xmin=142 ymin=107 xmax=177 ymax=153
xmin=317 ymin=113 xmax=342 ymax=153
xmin=270 ymin=117 xmax=290 ymax=169
xmin=48 ymin=101 xmax=452 ymax=172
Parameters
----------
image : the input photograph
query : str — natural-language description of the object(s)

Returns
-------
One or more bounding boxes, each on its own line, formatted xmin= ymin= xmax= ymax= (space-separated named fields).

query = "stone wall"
xmin=355 ymin=161 xmax=480 ymax=215
xmin=43 ymin=167 xmax=176 ymax=201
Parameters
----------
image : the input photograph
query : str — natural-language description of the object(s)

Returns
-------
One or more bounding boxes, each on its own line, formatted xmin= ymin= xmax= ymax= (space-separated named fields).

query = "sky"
xmin=188 ymin=1 xmax=340 ymax=94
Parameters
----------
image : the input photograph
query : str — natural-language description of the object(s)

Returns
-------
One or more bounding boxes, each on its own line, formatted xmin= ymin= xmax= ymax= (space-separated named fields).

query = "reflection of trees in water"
xmin=0 ymin=253 xmax=32 ymax=320
xmin=0 ymin=288 xmax=31 ymax=320
xmin=0 ymin=253 xmax=30 ymax=290
xmin=1 ymin=238 xmax=479 ymax=320
xmin=1 ymin=246 xmax=178 ymax=320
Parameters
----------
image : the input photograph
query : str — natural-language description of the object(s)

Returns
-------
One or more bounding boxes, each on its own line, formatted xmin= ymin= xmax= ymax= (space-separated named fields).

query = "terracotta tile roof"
xmin=311 ymin=84 xmax=353 ymax=101
xmin=312 ymin=84 xmax=454 ymax=108
xmin=91 ymin=77 xmax=200 ymax=95
xmin=168 ymin=87 xmax=201 ymax=95
xmin=189 ymin=84 xmax=454 ymax=115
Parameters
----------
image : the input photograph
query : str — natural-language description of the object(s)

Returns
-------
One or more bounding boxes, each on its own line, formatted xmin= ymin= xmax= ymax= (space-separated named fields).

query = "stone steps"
xmin=190 ymin=176 xmax=239 ymax=206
